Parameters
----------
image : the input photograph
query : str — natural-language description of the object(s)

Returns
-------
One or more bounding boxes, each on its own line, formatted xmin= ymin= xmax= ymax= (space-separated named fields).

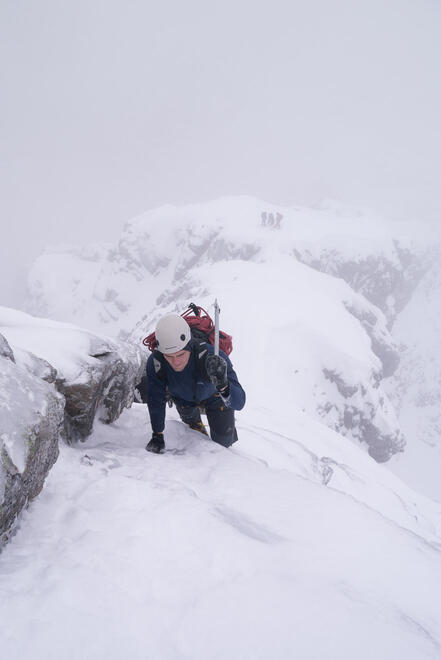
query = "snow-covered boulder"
xmin=0 ymin=307 xmax=144 ymax=442
xmin=59 ymin=340 xmax=145 ymax=441
xmin=0 ymin=333 xmax=64 ymax=544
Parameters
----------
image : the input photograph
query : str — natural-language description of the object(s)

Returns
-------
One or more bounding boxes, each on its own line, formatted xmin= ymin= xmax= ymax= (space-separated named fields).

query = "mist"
xmin=1 ymin=0 xmax=441 ymax=308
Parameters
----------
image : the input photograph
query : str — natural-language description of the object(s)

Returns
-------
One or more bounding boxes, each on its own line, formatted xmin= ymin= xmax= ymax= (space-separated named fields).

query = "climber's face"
xmin=164 ymin=349 xmax=191 ymax=372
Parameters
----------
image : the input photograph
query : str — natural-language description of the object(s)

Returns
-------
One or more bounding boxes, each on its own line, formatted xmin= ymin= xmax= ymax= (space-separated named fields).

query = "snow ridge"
xmin=26 ymin=197 xmax=414 ymax=460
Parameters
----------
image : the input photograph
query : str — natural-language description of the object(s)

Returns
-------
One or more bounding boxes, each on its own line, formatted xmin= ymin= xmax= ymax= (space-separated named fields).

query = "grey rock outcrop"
xmin=0 ymin=308 xmax=145 ymax=546
xmin=293 ymin=240 xmax=427 ymax=326
xmin=343 ymin=302 xmax=400 ymax=378
xmin=0 ymin=306 xmax=145 ymax=444
xmin=0 ymin=334 xmax=15 ymax=362
xmin=0 ymin=337 xmax=64 ymax=545
xmin=322 ymin=366 xmax=404 ymax=462
xmin=58 ymin=339 xmax=145 ymax=441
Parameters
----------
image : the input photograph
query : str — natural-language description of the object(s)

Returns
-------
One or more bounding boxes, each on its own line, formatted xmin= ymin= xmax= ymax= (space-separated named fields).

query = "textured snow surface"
xmin=1 ymin=404 xmax=441 ymax=660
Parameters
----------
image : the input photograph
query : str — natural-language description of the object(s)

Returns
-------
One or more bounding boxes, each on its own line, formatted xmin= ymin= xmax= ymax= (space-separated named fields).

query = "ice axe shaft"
xmin=214 ymin=299 xmax=220 ymax=356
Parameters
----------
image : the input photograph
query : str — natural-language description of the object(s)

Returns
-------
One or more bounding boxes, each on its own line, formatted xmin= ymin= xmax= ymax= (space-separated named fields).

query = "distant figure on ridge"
xmin=142 ymin=311 xmax=246 ymax=454
xmin=275 ymin=212 xmax=283 ymax=229
xmin=261 ymin=211 xmax=267 ymax=226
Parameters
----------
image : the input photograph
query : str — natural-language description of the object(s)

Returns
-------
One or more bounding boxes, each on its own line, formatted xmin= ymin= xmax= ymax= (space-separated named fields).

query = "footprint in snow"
xmin=213 ymin=506 xmax=286 ymax=544
xmin=80 ymin=454 xmax=121 ymax=470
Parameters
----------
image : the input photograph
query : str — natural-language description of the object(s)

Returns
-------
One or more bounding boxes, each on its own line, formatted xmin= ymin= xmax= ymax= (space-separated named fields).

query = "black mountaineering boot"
xmin=146 ymin=432 xmax=165 ymax=453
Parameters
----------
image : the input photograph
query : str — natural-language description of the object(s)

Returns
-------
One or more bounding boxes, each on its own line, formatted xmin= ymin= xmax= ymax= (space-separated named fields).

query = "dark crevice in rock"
xmin=323 ymin=369 xmax=358 ymax=398
xmin=0 ymin=333 xmax=15 ymax=363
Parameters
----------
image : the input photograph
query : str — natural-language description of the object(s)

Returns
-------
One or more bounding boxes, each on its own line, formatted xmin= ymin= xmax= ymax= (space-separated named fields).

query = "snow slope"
xmin=1 ymin=403 xmax=441 ymax=660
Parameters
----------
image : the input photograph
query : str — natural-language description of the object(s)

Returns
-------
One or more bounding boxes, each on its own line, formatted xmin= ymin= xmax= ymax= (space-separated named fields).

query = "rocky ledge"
xmin=0 ymin=307 xmax=144 ymax=546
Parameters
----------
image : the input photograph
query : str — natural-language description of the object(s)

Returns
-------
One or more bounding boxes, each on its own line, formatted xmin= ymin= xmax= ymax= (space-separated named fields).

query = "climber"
xmin=144 ymin=313 xmax=246 ymax=453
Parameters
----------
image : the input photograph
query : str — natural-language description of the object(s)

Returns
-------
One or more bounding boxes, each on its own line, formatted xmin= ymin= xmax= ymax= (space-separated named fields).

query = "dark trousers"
xmin=174 ymin=397 xmax=238 ymax=448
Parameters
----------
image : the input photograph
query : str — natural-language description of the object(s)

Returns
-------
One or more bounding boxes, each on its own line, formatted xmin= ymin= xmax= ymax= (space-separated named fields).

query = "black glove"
xmin=146 ymin=432 xmax=165 ymax=454
xmin=205 ymin=354 xmax=228 ymax=392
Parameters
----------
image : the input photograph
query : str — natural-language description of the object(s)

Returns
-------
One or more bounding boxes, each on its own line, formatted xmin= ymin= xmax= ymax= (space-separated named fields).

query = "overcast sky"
xmin=1 ymin=0 xmax=441 ymax=308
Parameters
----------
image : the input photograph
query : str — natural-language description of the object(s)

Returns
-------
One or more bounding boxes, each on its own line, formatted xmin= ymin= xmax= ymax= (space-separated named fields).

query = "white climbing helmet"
xmin=155 ymin=314 xmax=191 ymax=354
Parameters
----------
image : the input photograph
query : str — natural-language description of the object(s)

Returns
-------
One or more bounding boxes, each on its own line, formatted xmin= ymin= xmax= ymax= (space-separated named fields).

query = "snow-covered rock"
xmin=0 ymin=333 xmax=64 ymax=544
xmin=0 ymin=333 xmax=15 ymax=362
xmin=26 ymin=198 xmax=409 ymax=461
xmin=0 ymin=306 xmax=145 ymax=545
xmin=293 ymin=235 xmax=427 ymax=326
xmin=0 ymin=307 xmax=144 ymax=442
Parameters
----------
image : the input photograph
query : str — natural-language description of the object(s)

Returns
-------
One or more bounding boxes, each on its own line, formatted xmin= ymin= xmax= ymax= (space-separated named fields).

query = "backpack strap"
xmin=193 ymin=339 xmax=209 ymax=381
xmin=152 ymin=349 xmax=167 ymax=383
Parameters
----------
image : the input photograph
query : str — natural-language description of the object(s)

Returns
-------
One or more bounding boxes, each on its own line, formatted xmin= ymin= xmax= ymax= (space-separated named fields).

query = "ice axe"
xmin=214 ymin=299 xmax=220 ymax=356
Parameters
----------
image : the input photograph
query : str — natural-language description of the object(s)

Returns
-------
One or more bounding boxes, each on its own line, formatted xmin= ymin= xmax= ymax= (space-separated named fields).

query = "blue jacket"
xmin=146 ymin=342 xmax=246 ymax=433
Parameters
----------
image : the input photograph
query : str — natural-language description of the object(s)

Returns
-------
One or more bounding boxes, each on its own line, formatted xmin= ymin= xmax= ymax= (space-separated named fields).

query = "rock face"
xmin=317 ymin=296 xmax=403 ymax=462
xmin=292 ymin=238 xmax=440 ymax=463
xmin=56 ymin=338 xmax=145 ymax=441
xmin=321 ymin=366 xmax=404 ymax=463
xmin=293 ymin=238 xmax=427 ymax=326
xmin=0 ymin=307 xmax=145 ymax=443
xmin=0 ymin=333 xmax=64 ymax=545
xmin=0 ymin=307 xmax=145 ymax=546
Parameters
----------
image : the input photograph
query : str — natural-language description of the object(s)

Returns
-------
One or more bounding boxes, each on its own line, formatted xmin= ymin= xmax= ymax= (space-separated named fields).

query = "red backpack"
xmin=143 ymin=303 xmax=233 ymax=355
